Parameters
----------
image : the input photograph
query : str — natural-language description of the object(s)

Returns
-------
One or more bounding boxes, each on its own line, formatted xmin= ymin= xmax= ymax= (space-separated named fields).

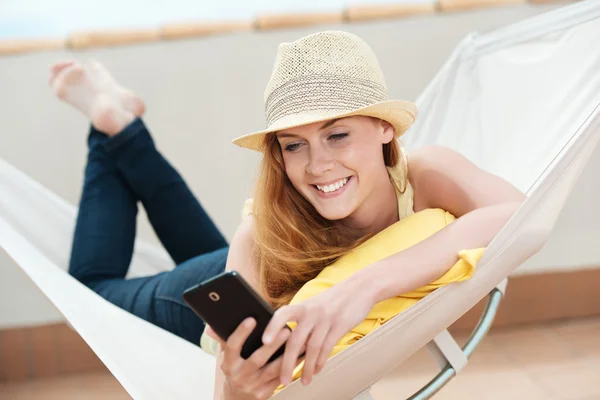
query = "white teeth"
xmin=316 ymin=177 xmax=349 ymax=193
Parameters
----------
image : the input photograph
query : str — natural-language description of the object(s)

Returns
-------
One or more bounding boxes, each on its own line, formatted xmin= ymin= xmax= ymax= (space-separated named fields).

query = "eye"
xmin=284 ymin=142 xmax=303 ymax=152
xmin=329 ymin=133 xmax=348 ymax=142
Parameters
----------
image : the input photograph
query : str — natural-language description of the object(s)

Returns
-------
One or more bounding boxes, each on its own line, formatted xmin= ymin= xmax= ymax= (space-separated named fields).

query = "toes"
xmin=62 ymin=64 xmax=86 ymax=84
xmin=51 ymin=60 xmax=75 ymax=74
xmin=49 ymin=61 xmax=75 ymax=85
xmin=52 ymin=64 xmax=86 ymax=99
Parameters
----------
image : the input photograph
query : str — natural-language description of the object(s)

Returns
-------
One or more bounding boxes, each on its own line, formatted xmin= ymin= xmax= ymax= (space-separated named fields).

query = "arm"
xmin=211 ymin=216 xmax=295 ymax=400
xmin=349 ymin=145 xmax=526 ymax=302
xmin=212 ymin=216 xmax=260 ymax=400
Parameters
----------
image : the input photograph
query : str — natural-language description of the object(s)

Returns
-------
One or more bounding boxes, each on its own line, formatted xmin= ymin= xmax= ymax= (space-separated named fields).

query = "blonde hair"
xmin=252 ymin=126 xmax=403 ymax=308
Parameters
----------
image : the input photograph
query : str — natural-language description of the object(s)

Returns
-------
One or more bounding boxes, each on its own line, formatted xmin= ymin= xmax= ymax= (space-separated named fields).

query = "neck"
xmin=342 ymin=173 xmax=399 ymax=236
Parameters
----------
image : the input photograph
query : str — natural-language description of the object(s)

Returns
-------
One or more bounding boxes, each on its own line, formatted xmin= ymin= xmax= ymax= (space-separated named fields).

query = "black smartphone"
xmin=182 ymin=271 xmax=288 ymax=363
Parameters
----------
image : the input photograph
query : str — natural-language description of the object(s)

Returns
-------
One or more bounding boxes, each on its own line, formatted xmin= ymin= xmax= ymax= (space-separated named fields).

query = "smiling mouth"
xmin=313 ymin=177 xmax=351 ymax=194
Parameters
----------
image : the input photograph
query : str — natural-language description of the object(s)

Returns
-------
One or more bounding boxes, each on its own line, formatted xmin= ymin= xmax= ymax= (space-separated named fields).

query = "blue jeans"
xmin=68 ymin=118 xmax=228 ymax=345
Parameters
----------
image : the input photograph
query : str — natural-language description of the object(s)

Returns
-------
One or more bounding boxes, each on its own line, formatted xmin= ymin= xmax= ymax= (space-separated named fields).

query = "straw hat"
xmin=232 ymin=31 xmax=417 ymax=151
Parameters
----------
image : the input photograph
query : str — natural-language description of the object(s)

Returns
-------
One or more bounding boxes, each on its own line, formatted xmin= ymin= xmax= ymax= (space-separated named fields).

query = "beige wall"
xmin=3 ymin=2 xmax=594 ymax=329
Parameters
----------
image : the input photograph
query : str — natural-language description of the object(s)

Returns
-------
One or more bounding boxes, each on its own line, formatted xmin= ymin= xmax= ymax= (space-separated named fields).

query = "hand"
xmin=262 ymin=277 xmax=377 ymax=387
xmin=207 ymin=319 xmax=291 ymax=400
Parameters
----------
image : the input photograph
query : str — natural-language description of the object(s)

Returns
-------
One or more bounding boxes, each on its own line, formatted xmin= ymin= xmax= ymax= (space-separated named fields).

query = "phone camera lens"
xmin=209 ymin=292 xmax=220 ymax=302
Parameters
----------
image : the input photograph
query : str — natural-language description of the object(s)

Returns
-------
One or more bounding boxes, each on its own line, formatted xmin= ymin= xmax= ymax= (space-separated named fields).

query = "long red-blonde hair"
xmin=251 ymin=123 xmax=403 ymax=308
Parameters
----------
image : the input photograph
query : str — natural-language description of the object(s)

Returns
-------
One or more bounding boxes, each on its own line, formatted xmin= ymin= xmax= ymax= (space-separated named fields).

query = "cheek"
xmin=335 ymin=145 xmax=364 ymax=174
xmin=282 ymin=156 xmax=305 ymax=187
xmin=341 ymin=146 xmax=381 ymax=180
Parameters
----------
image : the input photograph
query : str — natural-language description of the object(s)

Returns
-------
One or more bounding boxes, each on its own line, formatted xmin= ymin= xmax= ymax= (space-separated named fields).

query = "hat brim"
xmin=232 ymin=100 xmax=417 ymax=152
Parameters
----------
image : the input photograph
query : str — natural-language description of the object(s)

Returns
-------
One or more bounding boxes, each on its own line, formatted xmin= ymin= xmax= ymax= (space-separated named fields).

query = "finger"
xmin=245 ymin=355 xmax=284 ymax=393
xmin=263 ymin=305 xmax=300 ymax=344
xmin=259 ymin=355 xmax=285 ymax=382
xmin=280 ymin=321 xmax=312 ymax=385
xmin=240 ymin=328 xmax=290 ymax=379
xmin=222 ymin=318 xmax=256 ymax=373
xmin=301 ymin=323 xmax=330 ymax=385
xmin=314 ymin=326 xmax=344 ymax=375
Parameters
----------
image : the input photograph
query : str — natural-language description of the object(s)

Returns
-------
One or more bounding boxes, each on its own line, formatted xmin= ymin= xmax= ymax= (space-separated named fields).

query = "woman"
xmin=53 ymin=31 xmax=525 ymax=400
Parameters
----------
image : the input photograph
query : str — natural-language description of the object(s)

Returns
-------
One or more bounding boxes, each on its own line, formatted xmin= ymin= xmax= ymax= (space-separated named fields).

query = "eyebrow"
xmin=320 ymin=118 xmax=340 ymax=130
xmin=277 ymin=118 xmax=342 ymax=139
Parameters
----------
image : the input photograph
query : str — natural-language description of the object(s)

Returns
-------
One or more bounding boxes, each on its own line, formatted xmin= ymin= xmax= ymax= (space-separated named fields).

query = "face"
xmin=276 ymin=116 xmax=395 ymax=222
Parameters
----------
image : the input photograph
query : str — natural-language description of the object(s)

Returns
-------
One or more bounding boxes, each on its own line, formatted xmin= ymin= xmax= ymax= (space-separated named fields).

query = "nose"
xmin=306 ymin=146 xmax=335 ymax=176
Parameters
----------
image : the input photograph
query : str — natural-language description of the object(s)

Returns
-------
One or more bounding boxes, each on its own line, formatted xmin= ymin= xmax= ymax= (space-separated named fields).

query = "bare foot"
xmin=49 ymin=60 xmax=146 ymax=136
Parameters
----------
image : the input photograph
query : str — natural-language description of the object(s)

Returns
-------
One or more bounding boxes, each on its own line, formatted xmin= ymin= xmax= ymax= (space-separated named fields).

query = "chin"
xmin=313 ymin=205 xmax=354 ymax=221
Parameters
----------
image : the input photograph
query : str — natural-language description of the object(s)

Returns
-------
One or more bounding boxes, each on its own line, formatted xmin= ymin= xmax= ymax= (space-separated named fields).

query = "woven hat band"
xmin=265 ymin=74 xmax=388 ymax=127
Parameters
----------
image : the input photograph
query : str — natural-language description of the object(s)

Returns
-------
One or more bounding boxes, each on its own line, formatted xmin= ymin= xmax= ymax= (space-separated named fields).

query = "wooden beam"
xmin=161 ymin=21 xmax=253 ymax=40
xmin=438 ymin=0 xmax=526 ymax=12
xmin=68 ymin=29 xmax=161 ymax=49
xmin=255 ymin=12 xmax=344 ymax=30
xmin=0 ymin=39 xmax=66 ymax=56
xmin=345 ymin=3 xmax=436 ymax=22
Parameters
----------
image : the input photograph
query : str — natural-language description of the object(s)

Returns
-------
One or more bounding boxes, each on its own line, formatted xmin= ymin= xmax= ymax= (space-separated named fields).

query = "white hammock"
xmin=1 ymin=1 xmax=600 ymax=399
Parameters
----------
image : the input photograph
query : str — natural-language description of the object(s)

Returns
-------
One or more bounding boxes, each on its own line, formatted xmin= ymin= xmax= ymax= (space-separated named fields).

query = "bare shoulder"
xmin=226 ymin=215 xmax=262 ymax=292
xmin=406 ymin=145 xmax=474 ymax=210
xmin=407 ymin=145 xmax=475 ymax=176
xmin=406 ymin=145 xmax=525 ymax=216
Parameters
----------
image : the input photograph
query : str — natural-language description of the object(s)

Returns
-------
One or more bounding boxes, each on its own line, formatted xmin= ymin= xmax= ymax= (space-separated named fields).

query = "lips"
xmin=311 ymin=176 xmax=353 ymax=198
xmin=314 ymin=177 xmax=349 ymax=193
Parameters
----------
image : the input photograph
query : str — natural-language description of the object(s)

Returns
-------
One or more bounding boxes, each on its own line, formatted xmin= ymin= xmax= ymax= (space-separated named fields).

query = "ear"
xmin=378 ymin=119 xmax=395 ymax=144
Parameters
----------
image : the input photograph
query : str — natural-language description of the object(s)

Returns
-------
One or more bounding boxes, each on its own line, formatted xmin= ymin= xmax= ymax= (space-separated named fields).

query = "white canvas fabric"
xmin=1 ymin=1 xmax=600 ymax=399
xmin=404 ymin=2 xmax=600 ymax=193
